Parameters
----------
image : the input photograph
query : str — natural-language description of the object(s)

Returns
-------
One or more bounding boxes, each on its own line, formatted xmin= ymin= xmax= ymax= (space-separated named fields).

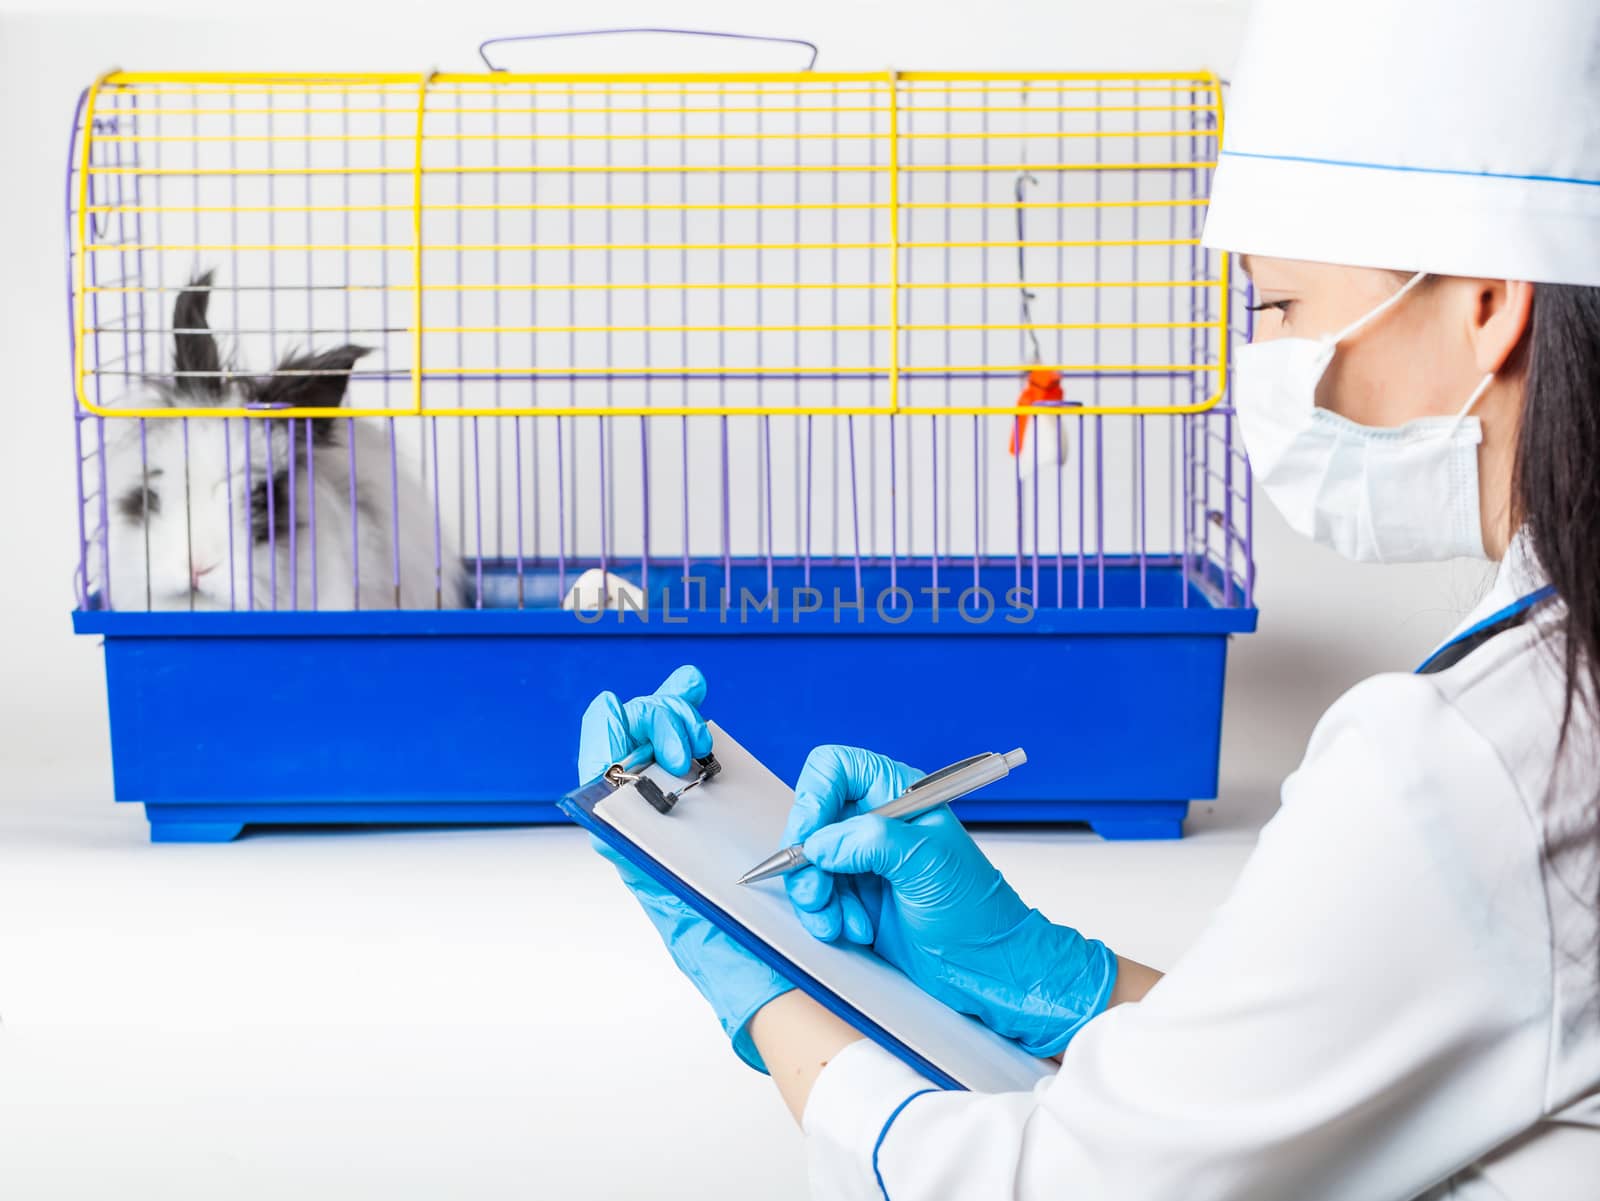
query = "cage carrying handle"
xmin=477 ymin=27 xmax=820 ymax=72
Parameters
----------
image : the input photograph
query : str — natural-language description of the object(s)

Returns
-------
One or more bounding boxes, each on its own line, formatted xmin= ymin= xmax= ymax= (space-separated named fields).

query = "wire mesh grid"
xmin=66 ymin=70 xmax=1251 ymax=615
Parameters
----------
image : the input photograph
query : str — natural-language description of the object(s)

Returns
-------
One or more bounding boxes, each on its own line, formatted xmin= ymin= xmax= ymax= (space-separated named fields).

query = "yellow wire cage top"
xmin=71 ymin=68 xmax=1228 ymax=420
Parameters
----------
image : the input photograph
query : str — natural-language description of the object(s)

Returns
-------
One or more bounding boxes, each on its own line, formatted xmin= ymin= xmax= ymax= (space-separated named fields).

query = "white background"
xmin=0 ymin=3 xmax=1496 ymax=1198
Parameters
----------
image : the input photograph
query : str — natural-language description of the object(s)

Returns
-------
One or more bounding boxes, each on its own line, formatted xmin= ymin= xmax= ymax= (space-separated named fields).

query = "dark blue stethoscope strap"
xmin=1415 ymin=585 xmax=1557 ymax=675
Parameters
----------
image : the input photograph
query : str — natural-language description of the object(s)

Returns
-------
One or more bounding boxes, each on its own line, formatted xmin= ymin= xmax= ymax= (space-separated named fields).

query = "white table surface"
xmin=0 ymin=735 xmax=1276 ymax=1201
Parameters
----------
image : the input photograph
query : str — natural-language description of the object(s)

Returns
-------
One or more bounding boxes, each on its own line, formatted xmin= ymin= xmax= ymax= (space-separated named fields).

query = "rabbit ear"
xmin=172 ymin=270 xmax=222 ymax=401
xmin=252 ymin=344 xmax=371 ymax=420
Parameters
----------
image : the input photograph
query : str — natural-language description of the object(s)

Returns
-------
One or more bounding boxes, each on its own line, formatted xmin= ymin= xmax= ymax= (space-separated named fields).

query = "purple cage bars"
xmin=66 ymin=71 xmax=1253 ymax=620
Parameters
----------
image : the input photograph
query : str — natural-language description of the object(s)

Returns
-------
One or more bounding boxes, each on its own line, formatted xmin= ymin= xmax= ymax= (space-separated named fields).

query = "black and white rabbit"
xmin=103 ymin=273 xmax=464 ymax=611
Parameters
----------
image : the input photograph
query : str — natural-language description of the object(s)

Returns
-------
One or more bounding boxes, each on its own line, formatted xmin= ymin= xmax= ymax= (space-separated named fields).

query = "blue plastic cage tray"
xmin=74 ymin=558 xmax=1255 ymax=843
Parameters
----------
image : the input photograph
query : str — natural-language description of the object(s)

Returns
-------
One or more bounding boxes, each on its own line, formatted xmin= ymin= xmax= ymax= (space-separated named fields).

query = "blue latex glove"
xmin=778 ymin=746 xmax=926 ymax=946
xmin=578 ymin=666 xmax=794 ymax=1072
xmin=578 ymin=663 xmax=715 ymax=782
xmin=785 ymin=745 xmax=1118 ymax=1057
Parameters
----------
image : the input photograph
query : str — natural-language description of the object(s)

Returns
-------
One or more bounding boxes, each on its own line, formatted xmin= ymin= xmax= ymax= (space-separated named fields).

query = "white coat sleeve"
xmin=801 ymin=674 xmax=1555 ymax=1201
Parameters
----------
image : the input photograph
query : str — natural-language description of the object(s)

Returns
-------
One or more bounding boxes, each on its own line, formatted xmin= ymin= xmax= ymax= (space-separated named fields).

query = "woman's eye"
xmin=1246 ymin=299 xmax=1294 ymax=316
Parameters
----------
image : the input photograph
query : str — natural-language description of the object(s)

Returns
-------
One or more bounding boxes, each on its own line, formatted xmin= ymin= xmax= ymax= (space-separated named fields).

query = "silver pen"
xmin=736 ymin=748 xmax=1027 ymax=885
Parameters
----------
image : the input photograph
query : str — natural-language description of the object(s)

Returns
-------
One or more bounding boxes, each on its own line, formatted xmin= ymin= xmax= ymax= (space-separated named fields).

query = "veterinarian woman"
xmin=576 ymin=1 xmax=1600 ymax=1195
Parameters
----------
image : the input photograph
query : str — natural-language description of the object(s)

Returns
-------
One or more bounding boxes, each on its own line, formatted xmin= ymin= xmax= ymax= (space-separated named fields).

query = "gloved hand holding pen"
xmin=784 ymin=745 xmax=1120 ymax=1057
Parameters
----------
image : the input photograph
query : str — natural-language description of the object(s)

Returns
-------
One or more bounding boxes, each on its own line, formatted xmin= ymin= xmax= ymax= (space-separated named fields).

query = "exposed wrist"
xmin=749 ymin=990 xmax=866 ymax=1123
xmin=729 ymin=984 xmax=800 ymax=1073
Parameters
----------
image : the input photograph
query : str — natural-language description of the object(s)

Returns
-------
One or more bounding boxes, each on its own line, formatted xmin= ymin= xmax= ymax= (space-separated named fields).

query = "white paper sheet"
xmin=594 ymin=723 xmax=1058 ymax=1094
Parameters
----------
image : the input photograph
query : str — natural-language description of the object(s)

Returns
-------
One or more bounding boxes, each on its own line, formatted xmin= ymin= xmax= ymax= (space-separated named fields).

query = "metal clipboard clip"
xmin=603 ymin=746 xmax=722 ymax=815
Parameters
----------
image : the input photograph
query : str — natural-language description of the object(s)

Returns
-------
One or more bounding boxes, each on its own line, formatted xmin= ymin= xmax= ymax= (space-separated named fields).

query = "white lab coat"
xmin=803 ymin=539 xmax=1600 ymax=1200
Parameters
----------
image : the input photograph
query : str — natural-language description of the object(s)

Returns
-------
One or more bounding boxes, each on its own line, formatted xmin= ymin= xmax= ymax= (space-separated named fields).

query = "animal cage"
xmin=66 ymin=52 xmax=1256 ymax=843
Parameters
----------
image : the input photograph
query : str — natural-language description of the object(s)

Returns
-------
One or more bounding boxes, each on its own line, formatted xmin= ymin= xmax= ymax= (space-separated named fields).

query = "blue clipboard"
xmin=560 ymin=773 xmax=966 ymax=1092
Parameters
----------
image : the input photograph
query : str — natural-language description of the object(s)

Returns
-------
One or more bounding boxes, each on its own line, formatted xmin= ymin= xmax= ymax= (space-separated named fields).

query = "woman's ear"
xmin=1469 ymin=278 xmax=1536 ymax=374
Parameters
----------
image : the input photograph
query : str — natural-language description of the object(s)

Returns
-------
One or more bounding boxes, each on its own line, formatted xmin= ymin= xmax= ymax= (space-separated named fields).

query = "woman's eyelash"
xmin=1246 ymin=300 xmax=1293 ymax=314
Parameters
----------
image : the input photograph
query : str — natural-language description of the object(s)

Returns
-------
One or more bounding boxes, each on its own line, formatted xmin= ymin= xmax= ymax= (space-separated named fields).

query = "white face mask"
xmin=1234 ymin=271 xmax=1492 ymax=563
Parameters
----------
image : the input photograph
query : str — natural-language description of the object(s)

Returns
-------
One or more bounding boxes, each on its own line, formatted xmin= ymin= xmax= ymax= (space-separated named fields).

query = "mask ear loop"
xmin=1325 ymin=270 xmax=1431 ymax=347
xmin=1449 ymin=372 xmax=1495 ymax=433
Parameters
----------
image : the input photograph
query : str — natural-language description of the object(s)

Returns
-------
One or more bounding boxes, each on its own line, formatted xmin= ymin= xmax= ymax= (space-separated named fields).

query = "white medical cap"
xmin=1201 ymin=0 xmax=1600 ymax=286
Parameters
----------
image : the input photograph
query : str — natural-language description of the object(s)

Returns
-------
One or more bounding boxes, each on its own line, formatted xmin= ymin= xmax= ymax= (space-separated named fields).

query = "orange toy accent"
xmin=1008 ymin=368 xmax=1064 ymax=456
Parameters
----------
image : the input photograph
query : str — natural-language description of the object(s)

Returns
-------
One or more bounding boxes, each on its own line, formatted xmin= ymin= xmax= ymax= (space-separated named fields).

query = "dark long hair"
xmin=1512 ymin=284 xmax=1600 ymax=740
